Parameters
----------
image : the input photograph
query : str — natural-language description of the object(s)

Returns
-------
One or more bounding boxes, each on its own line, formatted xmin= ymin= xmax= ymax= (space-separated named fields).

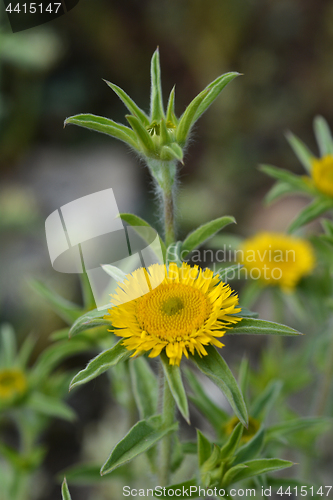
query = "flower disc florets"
xmin=105 ymin=263 xmax=242 ymax=365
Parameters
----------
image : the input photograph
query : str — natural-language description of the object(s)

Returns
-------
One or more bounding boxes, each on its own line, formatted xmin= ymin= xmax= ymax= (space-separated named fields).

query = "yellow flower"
xmin=0 ymin=368 xmax=27 ymax=402
xmin=224 ymin=415 xmax=260 ymax=443
xmin=312 ymin=155 xmax=333 ymax=197
xmin=105 ymin=263 xmax=241 ymax=366
xmin=239 ymin=232 xmax=315 ymax=291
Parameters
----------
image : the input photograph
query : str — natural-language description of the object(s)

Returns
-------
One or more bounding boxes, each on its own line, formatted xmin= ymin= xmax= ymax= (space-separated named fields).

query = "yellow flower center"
xmin=136 ymin=283 xmax=211 ymax=341
xmin=0 ymin=369 xmax=27 ymax=401
xmin=312 ymin=155 xmax=333 ymax=197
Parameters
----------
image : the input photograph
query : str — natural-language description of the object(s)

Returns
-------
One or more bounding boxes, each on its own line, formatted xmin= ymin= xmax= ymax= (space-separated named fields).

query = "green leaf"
xmin=153 ymin=479 xmax=198 ymax=499
xmin=220 ymin=422 xmax=243 ymax=459
xmin=266 ymin=417 xmax=331 ymax=440
xmin=217 ymin=264 xmax=243 ymax=282
xmin=103 ymin=80 xmax=150 ymax=126
xmin=185 ymin=367 xmax=229 ymax=430
xmin=314 ymin=115 xmax=333 ymax=156
xmin=234 ymin=308 xmax=259 ymax=319
xmin=227 ymin=318 xmax=301 ymax=336
xmin=238 ymin=356 xmax=249 ymax=397
xmin=126 ymin=115 xmax=155 ymax=153
xmin=176 ymin=88 xmax=209 ymax=145
xmin=286 ymin=131 xmax=315 ymax=173
xmin=101 ymin=264 xmax=127 ymax=283
xmin=30 ymin=279 xmax=82 ymax=325
xmin=265 ymin=181 xmax=298 ymax=205
xmin=189 ymin=345 xmax=248 ymax=427
xmin=119 ymin=212 xmax=166 ymax=260
xmin=160 ymin=352 xmax=190 ymax=423
xmin=69 ymin=341 xmax=132 ymax=390
xmin=251 ymin=380 xmax=282 ymax=420
xmin=129 ymin=357 xmax=158 ymax=419
xmin=166 ymin=241 xmax=183 ymax=267
xmin=27 ymin=392 xmax=76 ymax=422
xmin=69 ymin=308 xmax=112 ymax=338
xmin=0 ymin=324 xmax=17 ymax=367
xmin=17 ymin=334 xmax=35 ymax=368
xmin=197 ymin=430 xmax=212 ymax=467
xmin=166 ymin=86 xmax=177 ymax=124
xmin=101 ymin=415 xmax=177 ymax=475
xmin=221 ymin=464 xmax=248 ymax=487
xmin=288 ymin=198 xmax=333 ymax=234
xmin=223 ymin=458 xmax=294 ymax=486
xmin=150 ymin=48 xmax=165 ymax=121
xmin=259 ymin=164 xmax=313 ymax=194
xmin=61 ymin=478 xmax=72 ymax=500
xmin=64 ymin=114 xmax=138 ymax=150
xmin=58 ymin=463 xmax=130 ymax=484
xmin=160 ymin=144 xmax=184 ymax=163
xmin=181 ymin=216 xmax=236 ymax=257
xmin=234 ymin=428 xmax=265 ymax=464
xmin=31 ymin=340 xmax=88 ymax=381
xmin=79 ymin=271 xmax=96 ymax=311
xmin=193 ymin=72 xmax=240 ymax=122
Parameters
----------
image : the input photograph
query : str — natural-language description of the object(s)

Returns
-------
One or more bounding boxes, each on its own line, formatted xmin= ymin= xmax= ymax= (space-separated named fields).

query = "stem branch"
xmin=159 ymin=373 xmax=176 ymax=486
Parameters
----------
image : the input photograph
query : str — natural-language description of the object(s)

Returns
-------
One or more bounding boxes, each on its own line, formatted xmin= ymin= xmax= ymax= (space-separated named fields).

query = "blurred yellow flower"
xmin=224 ymin=415 xmax=260 ymax=443
xmin=312 ymin=155 xmax=333 ymax=197
xmin=239 ymin=232 xmax=315 ymax=291
xmin=0 ymin=368 xmax=27 ymax=401
xmin=105 ymin=262 xmax=241 ymax=366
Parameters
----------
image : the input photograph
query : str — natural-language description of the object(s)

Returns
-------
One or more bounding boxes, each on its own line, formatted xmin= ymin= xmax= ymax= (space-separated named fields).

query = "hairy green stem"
xmin=316 ymin=329 xmax=333 ymax=416
xmin=159 ymin=374 xmax=176 ymax=486
xmin=146 ymin=159 xmax=177 ymax=247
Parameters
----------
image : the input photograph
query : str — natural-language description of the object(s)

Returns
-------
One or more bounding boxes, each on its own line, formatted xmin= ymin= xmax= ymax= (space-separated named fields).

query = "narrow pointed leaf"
xmin=160 ymin=352 xmax=190 ymax=423
xmin=102 ymin=264 xmax=127 ymax=283
xmin=314 ymin=115 xmax=333 ymax=156
xmin=0 ymin=324 xmax=17 ymax=367
xmin=251 ymin=380 xmax=282 ymax=419
xmin=69 ymin=308 xmax=111 ymax=338
xmin=126 ymin=114 xmax=155 ymax=153
xmin=227 ymin=318 xmax=301 ymax=336
xmin=266 ymin=417 xmax=331 ymax=440
xmin=259 ymin=165 xmax=314 ymax=194
xmin=223 ymin=458 xmax=294 ymax=486
xmin=64 ymin=114 xmax=138 ymax=150
xmin=103 ymin=80 xmax=149 ymax=126
xmin=31 ymin=340 xmax=88 ymax=381
xmin=119 ymin=212 xmax=166 ymax=260
xmin=217 ymin=264 xmax=243 ymax=282
xmin=234 ymin=428 xmax=265 ymax=464
xmin=160 ymin=144 xmax=183 ymax=162
xmin=265 ymin=181 xmax=297 ymax=205
xmin=176 ymin=89 xmax=209 ymax=145
xmin=101 ymin=415 xmax=177 ymax=475
xmin=150 ymin=48 xmax=164 ymax=121
xmin=193 ymin=72 xmax=240 ymax=122
xmin=182 ymin=216 xmax=236 ymax=257
xmin=153 ymin=479 xmax=198 ymax=499
xmin=27 ymin=393 xmax=76 ymax=422
xmin=160 ymin=118 xmax=170 ymax=145
xmin=129 ymin=357 xmax=158 ymax=419
xmin=30 ymin=279 xmax=82 ymax=324
xmin=61 ymin=479 xmax=72 ymax=500
xmin=189 ymin=345 xmax=248 ymax=426
xmin=288 ymin=198 xmax=333 ymax=233
xmin=286 ymin=131 xmax=315 ymax=173
xmin=197 ymin=430 xmax=212 ymax=467
xmin=69 ymin=341 xmax=132 ymax=390
xmin=79 ymin=271 xmax=96 ymax=310
xmin=220 ymin=422 xmax=243 ymax=459
xmin=185 ymin=368 xmax=229 ymax=430
xmin=166 ymin=86 xmax=177 ymax=124
xmin=222 ymin=464 xmax=248 ymax=487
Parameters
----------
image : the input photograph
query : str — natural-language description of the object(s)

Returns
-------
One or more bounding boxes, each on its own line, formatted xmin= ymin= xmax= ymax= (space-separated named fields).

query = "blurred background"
xmin=1 ymin=0 xmax=333 ymax=497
